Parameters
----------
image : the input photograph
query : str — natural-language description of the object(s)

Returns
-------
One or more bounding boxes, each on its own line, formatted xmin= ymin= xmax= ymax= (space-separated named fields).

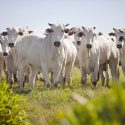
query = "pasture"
xmin=12 ymin=67 xmax=125 ymax=125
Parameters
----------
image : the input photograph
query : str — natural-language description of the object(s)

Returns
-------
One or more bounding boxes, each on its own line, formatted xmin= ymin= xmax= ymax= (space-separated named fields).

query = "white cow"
xmin=0 ymin=33 xmax=16 ymax=85
xmin=68 ymin=27 xmax=88 ymax=85
xmin=44 ymin=26 xmax=77 ymax=86
xmin=1 ymin=27 xmax=33 ymax=85
xmin=68 ymin=27 xmax=101 ymax=85
xmin=113 ymin=28 xmax=125 ymax=75
xmin=82 ymin=27 xmax=119 ymax=86
xmin=0 ymin=34 xmax=7 ymax=81
xmin=59 ymin=36 xmax=77 ymax=84
xmin=13 ymin=23 xmax=72 ymax=88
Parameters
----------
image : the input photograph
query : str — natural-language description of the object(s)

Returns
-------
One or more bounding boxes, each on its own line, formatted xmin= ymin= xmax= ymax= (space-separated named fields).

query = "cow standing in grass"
xmin=0 ymin=34 xmax=7 ymax=81
xmin=11 ymin=23 xmax=76 ymax=88
xmin=113 ymin=28 xmax=125 ymax=75
xmin=0 ymin=27 xmax=33 ymax=85
xmin=82 ymin=27 xmax=119 ymax=86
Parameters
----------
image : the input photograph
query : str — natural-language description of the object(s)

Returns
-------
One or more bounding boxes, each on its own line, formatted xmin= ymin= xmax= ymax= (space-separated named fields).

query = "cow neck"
xmin=120 ymin=44 xmax=125 ymax=56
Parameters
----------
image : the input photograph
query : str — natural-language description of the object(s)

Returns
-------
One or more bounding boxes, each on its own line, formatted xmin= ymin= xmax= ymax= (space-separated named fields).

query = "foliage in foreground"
xmin=0 ymin=80 xmax=29 ymax=125
xmin=51 ymin=84 xmax=125 ymax=125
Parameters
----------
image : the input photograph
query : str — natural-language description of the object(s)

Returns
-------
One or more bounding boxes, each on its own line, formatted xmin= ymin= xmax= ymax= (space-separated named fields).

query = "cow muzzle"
xmin=8 ymin=43 xmax=14 ymax=48
xmin=54 ymin=41 xmax=61 ymax=47
xmin=77 ymin=41 xmax=81 ymax=45
xmin=86 ymin=44 xmax=92 ymax=49
xmin=3 ymin=52 xmax=8 ymax=56
xmin=117 ymin=44 xmax=122 ymax=49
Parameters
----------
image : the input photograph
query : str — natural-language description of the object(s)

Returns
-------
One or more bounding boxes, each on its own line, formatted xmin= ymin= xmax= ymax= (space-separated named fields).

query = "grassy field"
xmin=14 ymin=67 xmax=125 ymax=125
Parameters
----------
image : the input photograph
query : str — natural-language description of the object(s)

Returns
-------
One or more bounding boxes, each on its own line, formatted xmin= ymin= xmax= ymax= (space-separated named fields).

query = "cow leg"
xmin=121 ymin=57 xmax=125 ymax=76
xmin=91 ymin=63 xmax=99 ymax=86
xmin=29 ymin=66 xmax=37 ymax=88
xmin=7 ymin=71 xmax=13 ymax=86
xmin=121 ymin=65 xmax=125 ymax=76
xmin=42 ymin=66 xmax=51 ymax=87
xmin=4 ymin=57 xmax=14 ymax=85
xmin=65 ymin=62 xmax=74 ymax=84
xmin=99 ymin=66 xmax=105 ymax=86
xmin=18 ymin=63 xmax=26 ymax=89
xmin=0 ymin=62 xmax=3 ymax=81
xmin=13 ymin=73 xmax=17 ymax=82
xmin=105 ymin=64 xmax=110 ymax=87
xmin=53 ymin=65 xmax=62 ymax=86
xmin=59 ymin=70 xmax=65 ymax=85
xmin=80 ymin=66 xmax=87 ymax=85
xmin=109 ymin=59 xmax=119 ymax=83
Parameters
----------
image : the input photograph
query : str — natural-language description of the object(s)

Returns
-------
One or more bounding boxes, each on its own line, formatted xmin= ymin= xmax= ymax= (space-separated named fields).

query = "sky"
xmin=0 ymin=0 xmax=125 ymax=34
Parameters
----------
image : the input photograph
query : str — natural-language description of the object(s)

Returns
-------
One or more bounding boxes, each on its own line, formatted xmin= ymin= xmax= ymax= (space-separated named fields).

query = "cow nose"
xmin=117 ymin=44 xmax=122 ymax=49
xmin=8 ymin=43 xmax=14 ymax=48
xmin=86 ymin=44 xmax=92 ymax=48
xmin=3 ymin=52 xmax=8 ymax=56
xmin=54 ymin=41 xmax=61 ymax=47
xmin=77 ymin=41 xmax=81 ymax=45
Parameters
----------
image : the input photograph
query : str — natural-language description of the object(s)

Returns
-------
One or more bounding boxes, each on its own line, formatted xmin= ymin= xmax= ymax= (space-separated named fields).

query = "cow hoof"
xmin=92 ymin=81 xmax=97 ymax=86
xmin=14 ymin=74 xmax=18 ymax=83
xmin=63 ymin=77 xmax=66 ymax=83
xmin=106 ymin=84 xmax=111 ymax=88
xmin=45 ymin=84 xmax=51 ymax=88
xmin=53 ymin=83 xmax=58 ymax=87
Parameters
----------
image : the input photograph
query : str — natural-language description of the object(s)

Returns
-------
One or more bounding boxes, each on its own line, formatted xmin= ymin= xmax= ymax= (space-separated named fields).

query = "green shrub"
xmin=0 ymin=80 xmax=29 ymax=125
xmin=51 ymin=84 xmax=125 ymax=125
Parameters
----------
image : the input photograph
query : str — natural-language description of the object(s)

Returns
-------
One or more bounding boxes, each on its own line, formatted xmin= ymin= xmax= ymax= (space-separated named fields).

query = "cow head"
xmin=68 ymin=27 xmax=84 ymax=47
xmin=6 ymin=27 xmax=27 ymax=48
xmin=46 ymin=23 xmax=69 ymax=47
xmin=0 ymin=35 xmax=9 ymax=56
xmin=113 ymin=28 xmax=125 ymax=49
xmin=6 ymin=27 xmax=18 ymax=48
xmin=82 ymin=27 xmax=96 ymax=49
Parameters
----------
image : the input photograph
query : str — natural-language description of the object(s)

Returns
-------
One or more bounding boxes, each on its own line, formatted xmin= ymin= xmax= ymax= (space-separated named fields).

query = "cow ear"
xmin=108 ymin=32 xmax=115 ymax=36
xmin=99 ymin=32 xmax=103 ymax=36
xmin=113 ymin=28 xmax=116 ymax=31
xmin=82 ymin=26 xmax=85 ymax=30
xmin=6 ymin=27 xmax=11 ymax=31
xmin=48 ymin=23 xmax=53 ymax=27
xmin=46 ymin=28 xmax=54 ymax=33
xmin=65 ymin=24 xmax=69 ymax=27
xmin=113 ymin=28 xmax=118 ymax=32
xmin=18 ymin=32 xmax=23 ymax=36
xmin=28 ymin=31 xmax=33 ymax=34
xmin=1 ymin=32 xmax=8 ymax=36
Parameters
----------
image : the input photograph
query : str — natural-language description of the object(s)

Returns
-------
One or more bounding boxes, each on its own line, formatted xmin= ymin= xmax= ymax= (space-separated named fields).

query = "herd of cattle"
xmin=0 ymin=23 xmax=125 ymax=89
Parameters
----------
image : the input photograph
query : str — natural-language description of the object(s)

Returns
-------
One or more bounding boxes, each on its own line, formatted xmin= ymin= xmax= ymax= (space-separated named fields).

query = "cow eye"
xmin=78 ymin=32 xmax=84 ymax=37
xmin=46 ymin=28 xmax=54 ymax=33
xmin=64 ymin=28 xmax=69 ymax=33
xmin=18 ymin=32 xmax=23 ymax=36
xmin=119 ymin=36 xmax=124 ymax=41
xmin=68 ymin=31 xmax=75 ymax=36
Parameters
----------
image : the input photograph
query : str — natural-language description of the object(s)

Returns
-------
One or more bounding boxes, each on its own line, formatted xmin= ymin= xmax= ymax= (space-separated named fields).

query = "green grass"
xmin=12 ymin=67 xmax=125 ymax=125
